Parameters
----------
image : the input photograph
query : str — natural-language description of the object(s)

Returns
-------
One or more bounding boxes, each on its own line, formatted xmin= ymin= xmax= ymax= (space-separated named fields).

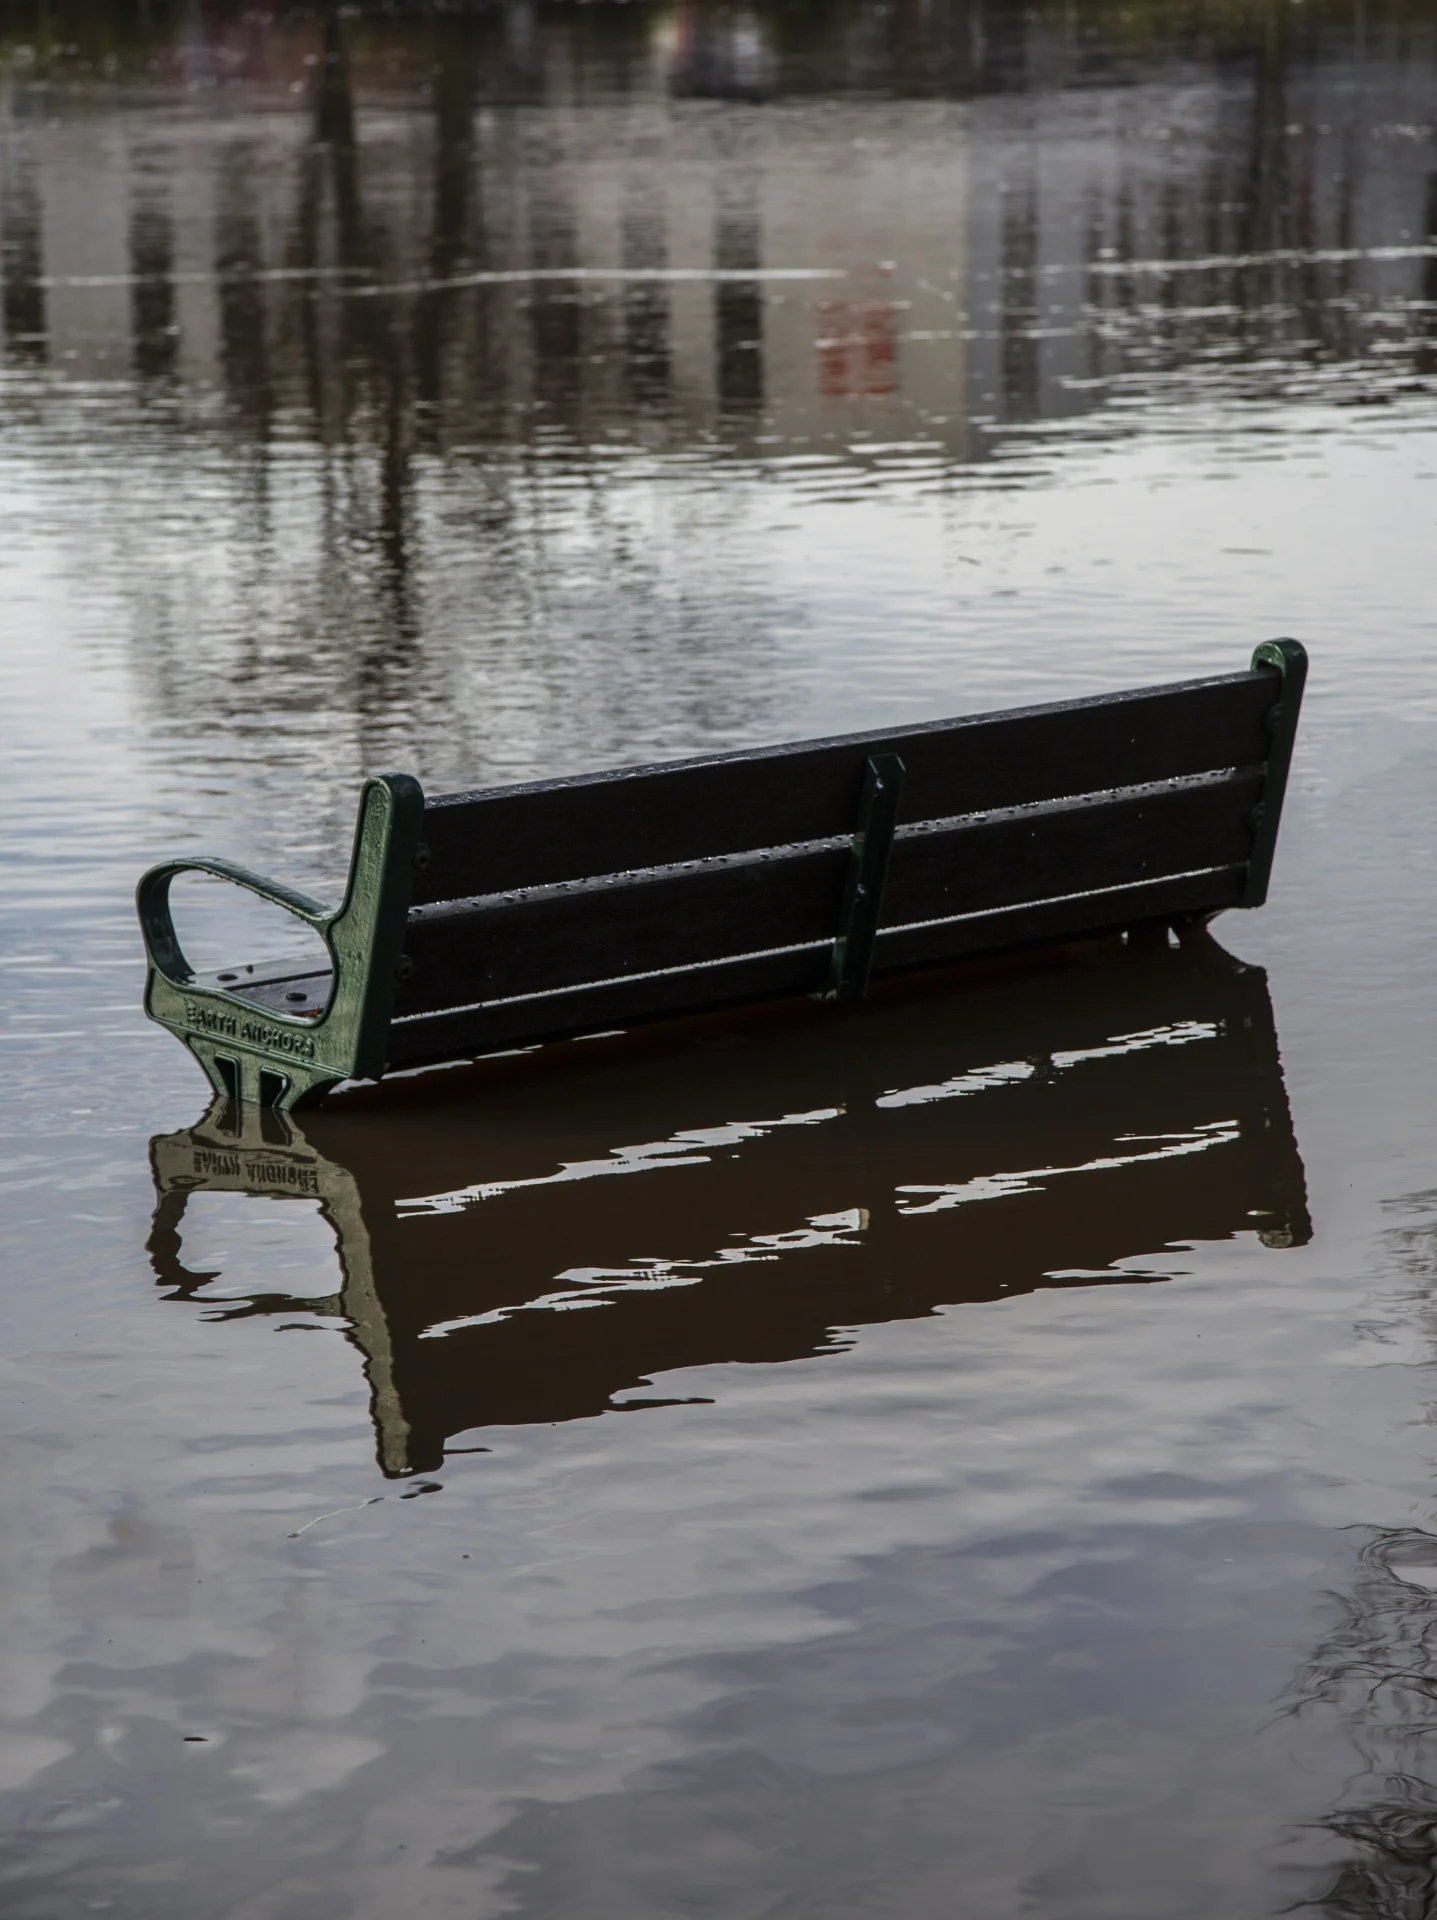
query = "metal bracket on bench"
xmin=1242 ymin=638 xmax=1307 ymax=909
xmin=828 ymin=753 xmax=906 ymax=1002
xmin=136 ymin=772 xmax=425 ymax=1111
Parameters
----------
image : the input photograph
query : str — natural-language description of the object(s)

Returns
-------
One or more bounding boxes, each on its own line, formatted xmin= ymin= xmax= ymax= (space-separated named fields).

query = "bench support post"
xmin=136 ymin=773 xmax=425 ymax=1110
xmin=829 ymin=753 xmax=906 ymax=1001
xmin=1242 ymin=639 xmax=1307 ymax=909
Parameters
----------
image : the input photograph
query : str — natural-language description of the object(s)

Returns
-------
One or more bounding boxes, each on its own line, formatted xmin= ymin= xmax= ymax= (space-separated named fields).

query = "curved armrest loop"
xmin=136 ymin=856 xmax=333 ymax=990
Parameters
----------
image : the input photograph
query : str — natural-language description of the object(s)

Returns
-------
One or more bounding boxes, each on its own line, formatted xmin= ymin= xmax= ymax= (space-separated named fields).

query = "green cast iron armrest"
xmin=136 ymin=772 xmax=425 ymax=1110
xmin=137 ymin=854 xmax=333 ymax=982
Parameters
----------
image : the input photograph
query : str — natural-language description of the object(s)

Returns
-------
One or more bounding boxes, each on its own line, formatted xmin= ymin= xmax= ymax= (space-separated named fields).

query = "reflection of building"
xmin=3 ymin=1 xmax=1435 ymax=872
xmin=148 ymin=932 xmax=1309 ymax=1477
xmin=817 ymin=302 xmax=898 ymax=399
xmin=2 ymin=4 xmax=1433 ymax=454
xmin=0 ymin=49 xmax=975 ymax=447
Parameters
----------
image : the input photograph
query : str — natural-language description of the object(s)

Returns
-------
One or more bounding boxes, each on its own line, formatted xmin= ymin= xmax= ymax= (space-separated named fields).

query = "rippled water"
xmin=3 ymin=2 xmax=1437 ymax=1912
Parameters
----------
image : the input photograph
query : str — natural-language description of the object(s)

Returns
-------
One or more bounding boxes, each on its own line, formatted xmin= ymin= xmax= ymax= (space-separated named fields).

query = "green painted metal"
xmin=1242 ymin=639 xmax=1307 ymax=909
xmin=829 ymin=752 xmax=906 ymax=1002
xmin=136 ymin=773 xmax=425 ymax=1110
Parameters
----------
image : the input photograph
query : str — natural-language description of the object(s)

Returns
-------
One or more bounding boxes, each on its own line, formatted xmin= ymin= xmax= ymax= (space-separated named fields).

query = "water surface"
xmin=3 ymin=2 xmax=1437 ymax=1913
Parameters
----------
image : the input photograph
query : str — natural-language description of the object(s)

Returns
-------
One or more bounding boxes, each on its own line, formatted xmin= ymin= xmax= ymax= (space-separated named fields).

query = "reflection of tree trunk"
xmin=622 ymin=191 xmax=670 ymax=412
xmin=1239 ymin=14 xmax=1288 ymax=260
xmin=314 ymin=8 xmax=356 ymax=152
xmin=1303 ymin=1771 xmax=1437 ymax=1920
xmin=0 ymin=111 xmax=46 ymax=363
xmin=1237 ymin=12 xmax=1292 ymax=360
xmin=529 ymin=186 xmax=583 ymax=427
xmin=1082 ymin=196 xmax=1106 ymax=385
xmin=130 ymin=168 xmax=176 ymax=384
xmin=1279 ymin=1184 xmax=1437 ymax=1913
xmin=319 ymin=7 xmax=412 ymax=627
xmin=215 ymin=149 xmax=272 ymax=441
xmin=1230 ymin=10 xmax=1365 ymax=369
xmin=287 ymin=11 xmax=368 ymax=441
xmin=999 ymin=164 xmax=1038 ymax=421
xmin=715 ymin=194 xmax=763 ymax=418
xmin=414 ymin=17 xmax=479 ymax=446
xmin=1326 ymin=125 xmax=1362 ymax=365
xmin=289 ymin=142 xmax=328 ymax=438
xmin=284 ymin=7 xmax=420 ymax=704
xmin=1420 ymin=170 xmax=1437 ymax=375
xmin=431 ymin=21 xmax=477 ymax=279
xmin=1282 ymin=1522 xmax=1437 ymax=1915
xmin=377 ymin=381 xmax=413 ymax=626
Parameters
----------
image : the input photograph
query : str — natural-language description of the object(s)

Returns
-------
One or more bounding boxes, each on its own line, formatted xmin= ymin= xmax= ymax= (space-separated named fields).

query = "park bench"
xmin=137 ymin=639 xmax=1306 ymax=1111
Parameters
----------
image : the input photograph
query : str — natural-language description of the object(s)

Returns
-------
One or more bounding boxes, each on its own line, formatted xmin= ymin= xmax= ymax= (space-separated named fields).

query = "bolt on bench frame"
xmin=137 ymin=640 xmax=1306 ymax=1110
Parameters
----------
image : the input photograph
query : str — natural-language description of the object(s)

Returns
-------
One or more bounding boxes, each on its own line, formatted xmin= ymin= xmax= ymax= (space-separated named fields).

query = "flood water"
xmin=2 ymin=1 xmax=1437 ymax=1912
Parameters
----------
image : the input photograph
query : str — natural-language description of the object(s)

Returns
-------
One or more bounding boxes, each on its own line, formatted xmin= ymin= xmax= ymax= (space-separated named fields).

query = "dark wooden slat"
xmin=875 ymin=863 xmax=1248 ymax=974
xmin=413 ymin=671 xmax=1278 ymax=903
xmin=388 ymin=946 xmax=827 ymax=1064
xmin=880 ymin=768 xmax=1263 ymax=927
xmin=385 ymin=866 xmax=1247 ymax=1068
xmin=397 ymin=771 xmax=1261 ymax=1017
xmin=403 ymin=847 xmax=845 ymax=1015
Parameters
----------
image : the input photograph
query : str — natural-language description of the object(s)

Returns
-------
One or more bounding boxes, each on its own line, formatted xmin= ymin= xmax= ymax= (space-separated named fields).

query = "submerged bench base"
xmin=137 ymin=643 xmax=1306 ymax=1111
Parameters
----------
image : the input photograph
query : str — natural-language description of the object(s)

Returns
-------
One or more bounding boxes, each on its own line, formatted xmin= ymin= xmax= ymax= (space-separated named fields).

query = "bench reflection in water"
xmin=147 ymin=929 xmax=1309 ymax=1477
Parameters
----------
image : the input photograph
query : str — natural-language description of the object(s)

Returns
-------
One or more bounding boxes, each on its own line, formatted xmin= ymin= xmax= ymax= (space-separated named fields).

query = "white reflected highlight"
xmin=419 ymin=1209 xmax=866 ymax=1338
xmin=401 ymin=1020 xmax=1223 ymax=1217
xmin=877 ymin=1018 xmax=1217 ymax=1109
xmin=399 ymin=1108 xmax=841 ymax=1217
xmin=897 ymin=1121 xmax=1240 ymax=1216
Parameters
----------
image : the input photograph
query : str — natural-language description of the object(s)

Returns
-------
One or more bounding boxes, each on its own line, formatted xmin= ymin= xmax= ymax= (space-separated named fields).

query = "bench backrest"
xmin=388 ymin=645 xmax=1304 ymax=1063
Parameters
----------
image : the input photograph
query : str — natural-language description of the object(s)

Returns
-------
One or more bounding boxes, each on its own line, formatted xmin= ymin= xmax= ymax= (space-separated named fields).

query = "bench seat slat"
xmin=414 ymin=672 xmax=1276 ymax=903
xmin=385 ymin=865 xmax=1248 ymax=1066
xmin=396 ymin=769 xmax=1262 ymax=1016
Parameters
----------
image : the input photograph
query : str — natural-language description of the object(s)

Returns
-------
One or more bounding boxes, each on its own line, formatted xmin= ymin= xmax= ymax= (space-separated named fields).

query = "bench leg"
xmin=182 ymin=1036 xmax=346 ymax=1111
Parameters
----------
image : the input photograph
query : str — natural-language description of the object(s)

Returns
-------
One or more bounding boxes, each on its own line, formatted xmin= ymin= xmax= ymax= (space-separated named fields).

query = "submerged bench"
xmin=137 ymin=640 xmax=1306 ymax=1110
